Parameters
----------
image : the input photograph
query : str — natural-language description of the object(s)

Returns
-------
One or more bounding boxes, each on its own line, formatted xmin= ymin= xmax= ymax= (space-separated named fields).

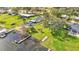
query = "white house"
xmin=18 ymin=10 xmax=27 ymax=14
xmin=61 ymin=14 xmax=69 ymax=19
xmin=74 ymin=17 xmax=79 ymax=21
xmin=0 ymin=9 xmax=6 ymax=14
xmin=19 ymin=13 xmax=35 ymax=18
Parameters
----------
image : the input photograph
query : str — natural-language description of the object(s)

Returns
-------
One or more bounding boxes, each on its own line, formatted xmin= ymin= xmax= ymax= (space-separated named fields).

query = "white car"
xmin=0 ymin=28 xmax=14 ymax=38
xmin=0 ymin=29 xmax=7 ymax=38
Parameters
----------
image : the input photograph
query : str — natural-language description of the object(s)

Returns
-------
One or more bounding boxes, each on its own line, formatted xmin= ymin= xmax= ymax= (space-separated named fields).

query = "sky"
xmin=0 ymin=0 xmax=79 ymax=7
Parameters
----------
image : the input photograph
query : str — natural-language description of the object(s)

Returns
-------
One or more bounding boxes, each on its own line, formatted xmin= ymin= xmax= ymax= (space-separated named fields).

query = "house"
xmin=30 ymin=16 xmax=43 ymax=23
xmin=35 ymin=16 xmax=43 ymax=22
xmin=68 ymin=23 xmax=79 ymax=37
xmin=0 ymin=9 xmax=7 ymax=14
xmin=74 ymin=17 xmax=79 ymax=22
xmin=18 ymin=10 xmax=27 ymax=14
xmin=7 ymin=9 xmax=17 ymax=15
xmin=61 ymin=14 xmax=69 ymax=19
xmin=67 ymin=17 xmax=79 ymax=37
xmin=19 ymin=13 xmax=35 ymax=18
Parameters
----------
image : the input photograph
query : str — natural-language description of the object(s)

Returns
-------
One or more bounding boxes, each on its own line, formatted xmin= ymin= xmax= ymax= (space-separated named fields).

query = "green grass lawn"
xmin=30 ymin=23 xmax=54 ymax=50
xmin=52 ymin=28 xmax=79 ymax=51
xmin=0 ymin=14 xmax=23 ymax=29
xmin=30 ymin=23 xmax=79 ymax=51
xmin=0 ymin=14 xmax=38 ymax=29
xmin=1 ymin=13 xmax=79 ymax=50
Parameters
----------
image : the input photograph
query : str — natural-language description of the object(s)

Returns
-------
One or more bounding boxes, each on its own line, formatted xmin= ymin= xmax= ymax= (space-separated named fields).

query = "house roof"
xmin=0 ymin=9 xmax=6 ymax=13
xmin=19 ymin=13 xmax=35 ymax=17
xmin=35 ymin=16 xmax=43 ymax=22
xmin=61 ymin=14 xmax=69 ymax=18
xmin=71 ymin=23 xmax=79 ymax=32
xmin=30 ymin=16 xmax=43 ymax=22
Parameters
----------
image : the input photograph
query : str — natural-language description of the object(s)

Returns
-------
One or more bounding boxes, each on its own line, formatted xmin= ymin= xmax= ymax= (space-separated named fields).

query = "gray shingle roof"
xmin=71 ymin=23 xmax=79 ymax=32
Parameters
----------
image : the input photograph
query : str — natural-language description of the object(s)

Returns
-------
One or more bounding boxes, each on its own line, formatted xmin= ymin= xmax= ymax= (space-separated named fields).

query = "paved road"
xmin=0 ymin=32 xmax=48 ymax=51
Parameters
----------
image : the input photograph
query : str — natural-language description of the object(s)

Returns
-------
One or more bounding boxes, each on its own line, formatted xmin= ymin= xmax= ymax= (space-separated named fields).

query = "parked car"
xmin=0 ymin=28 xmax=14 ymax=38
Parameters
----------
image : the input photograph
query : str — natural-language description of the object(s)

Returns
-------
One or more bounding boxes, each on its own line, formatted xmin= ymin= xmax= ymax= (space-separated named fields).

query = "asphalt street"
xmin=0 ymin=32 xmax=48 ymax=51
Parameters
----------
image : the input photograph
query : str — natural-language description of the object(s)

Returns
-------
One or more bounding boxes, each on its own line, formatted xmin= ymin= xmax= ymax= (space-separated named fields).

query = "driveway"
xmin=0 ymin=31 xmax=48 ymax=51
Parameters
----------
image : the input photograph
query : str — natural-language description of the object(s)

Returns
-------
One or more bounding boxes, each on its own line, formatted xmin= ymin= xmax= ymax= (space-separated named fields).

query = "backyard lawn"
xmin=30 ymin=23 xmax=79 ymax=51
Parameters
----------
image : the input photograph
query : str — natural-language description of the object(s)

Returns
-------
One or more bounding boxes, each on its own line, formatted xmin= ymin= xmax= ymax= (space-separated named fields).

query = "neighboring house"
xmin=67 ymin=16 xmax=79 ymax=37
xmin=30 ymin=16 xmax=43 ymax=23
xmin=18 ymin=10 xmax=27 ymax=14
xmin=61 ymin=14 xmax=69 ymax=19
xmin=68 ymin=23 xmax=79 ymax=37
xmin=26 ymin=16 xmax=44 ymax=26
xmin=19 ymin=13 xmax=35 ymax=18
xmin=74 ymin=17 xmax=79 ymax=22
xmin=18 ymin=10 xmax=35 ymax=18
xmin=7 ymin=9 xmax=16 ymax=15
xmin=74 ymin=17 xmax=79 ymax=20
xmin=0 ymin=9 xmax=7 ymax=14
xmin=18 ymin=8 xmax=43 ymax=15
xmin=34 ymin=16 xmax=43 ymax=22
